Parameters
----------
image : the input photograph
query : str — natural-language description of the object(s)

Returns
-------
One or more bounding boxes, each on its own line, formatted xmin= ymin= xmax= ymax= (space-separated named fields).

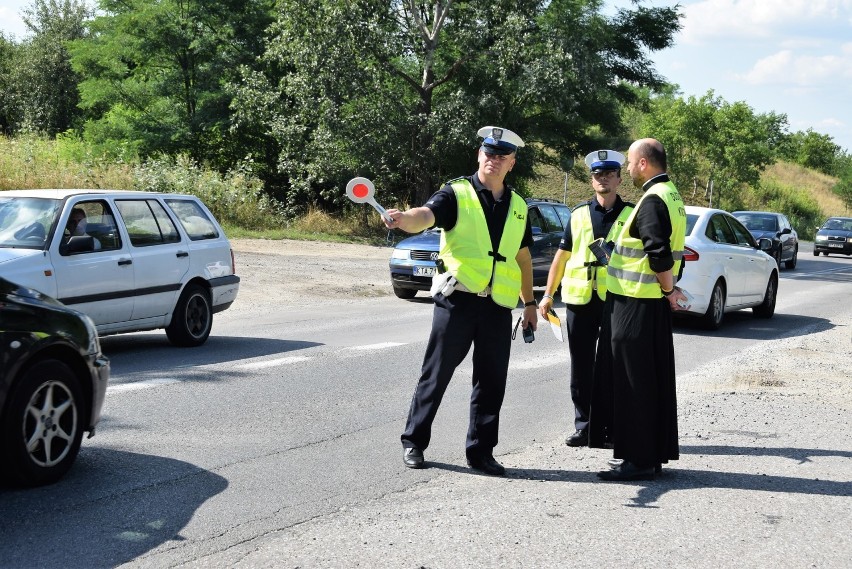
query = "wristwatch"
xmin=524 ymin=300 xmax=537 ymax=307
xmin=661 ymin=287 xmax=674 ymax=296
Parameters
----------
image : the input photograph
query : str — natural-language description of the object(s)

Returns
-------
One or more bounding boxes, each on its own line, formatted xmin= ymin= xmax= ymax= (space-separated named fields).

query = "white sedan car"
xmin=676 ymin=206 xmax=778 ymax=329
xmin=0 ymin=189 xmax=240 ymax=346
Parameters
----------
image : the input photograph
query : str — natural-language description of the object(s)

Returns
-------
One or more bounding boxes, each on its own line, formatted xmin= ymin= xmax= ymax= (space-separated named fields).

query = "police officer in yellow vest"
xmin=592 ymin=138 xmax=690 ymax=481
xmin=384 ymin=126 xmax=537 ymax=476
xmin=538 ymin=150 xmax=633 ymax=448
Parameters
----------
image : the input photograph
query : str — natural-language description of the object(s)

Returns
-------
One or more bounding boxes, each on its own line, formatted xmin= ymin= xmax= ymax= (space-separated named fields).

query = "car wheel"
xmin=166 ymin=283 xmax=212 ymax=347
xmin=813 ymin=250 xmax=819 ymax=257
xmin=699 ymin=280 xmax=725 ymax=330
xmin=772 ymin=248 xmax=782 ymax=269
xmin=784 ymin=246 xmax=798 ymax=269
xmin=392 ymin=286 xmax=417 ymax=300
xmin=1 ymin=360 xmax=85 ymax=486
xmin=823 ymin=252 xmax=829 ymax=256
xmin=752 ymin=273 xmax=777 ymax=318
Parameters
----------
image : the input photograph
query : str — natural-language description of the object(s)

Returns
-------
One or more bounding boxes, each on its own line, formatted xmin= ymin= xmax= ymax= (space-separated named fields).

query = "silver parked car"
xmin=677 ymin=206 xmax=778 ymax=329
xmin=0 ymin=189 xmax=240 ymax=346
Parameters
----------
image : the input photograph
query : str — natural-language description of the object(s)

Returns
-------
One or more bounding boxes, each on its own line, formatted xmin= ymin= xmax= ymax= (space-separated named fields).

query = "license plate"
xmin=828 ymin=242 xmax=843 ymax=248
xmin=414 ymin=266 xmax=436 ymax=277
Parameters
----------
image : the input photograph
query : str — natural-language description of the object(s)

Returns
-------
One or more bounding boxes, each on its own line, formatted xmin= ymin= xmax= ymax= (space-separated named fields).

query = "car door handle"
xmin=118 ymin=259 xmax=132 ymax=266
xmin=176 ymin=251 xmax=189 ymax=258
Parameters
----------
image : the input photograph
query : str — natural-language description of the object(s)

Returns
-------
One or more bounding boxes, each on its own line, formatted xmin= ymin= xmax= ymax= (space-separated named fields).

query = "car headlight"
xmin=815 ymin=235 xmax=827 ymax=242
xmin=848 ymin=237 xmax=852 ymax=243
xmin=391 ymin=248 xmax=410 ymax=260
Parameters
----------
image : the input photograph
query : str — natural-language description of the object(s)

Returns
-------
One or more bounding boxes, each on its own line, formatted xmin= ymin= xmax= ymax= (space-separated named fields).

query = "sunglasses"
xmin=483 ymin=151 xmax=511 ymax=161
xmin=592 ymin=170 xmax=618 ymax=179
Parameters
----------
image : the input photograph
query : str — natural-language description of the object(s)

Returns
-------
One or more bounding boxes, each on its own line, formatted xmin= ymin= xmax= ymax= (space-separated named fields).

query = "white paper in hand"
xmin=546 ymin=309 xmax=564 ymax=342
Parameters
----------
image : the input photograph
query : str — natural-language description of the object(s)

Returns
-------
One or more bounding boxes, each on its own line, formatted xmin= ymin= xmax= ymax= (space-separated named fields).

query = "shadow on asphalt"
xmin=425 ymin=447 xmax=852 ymax=510
xmin=0 ymin=449 xmax=228 ymax=568
xmin=672 ymin=312 xmax=833 ymax=340
xmin=99 ymin=334 xmax=321 ymax=376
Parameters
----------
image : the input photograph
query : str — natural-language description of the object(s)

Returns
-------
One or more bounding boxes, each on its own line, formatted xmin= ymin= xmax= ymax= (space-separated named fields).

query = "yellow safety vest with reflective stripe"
xmin=439 ymin=179 xmax=528 ymax=308
xmin=560 ymin=203 xmax=633 ymax=304
xmin=606 ymin=180 xmax=686 ymax=298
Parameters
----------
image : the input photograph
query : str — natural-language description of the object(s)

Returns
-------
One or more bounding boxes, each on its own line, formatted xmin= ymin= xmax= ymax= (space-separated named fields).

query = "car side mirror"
xmin=780 ymin=227 xmax=791 ymax=235
xmin=531 ymin=226 xmax=542 ymax=236
xmin=64 ymin=235 xmax=95 ymax=254
xmin=757 ymin=237 xmax=773 ymax=251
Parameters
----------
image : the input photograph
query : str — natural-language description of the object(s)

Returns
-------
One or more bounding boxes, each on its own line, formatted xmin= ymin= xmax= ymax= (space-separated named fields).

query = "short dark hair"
xmin=640 ymin=140 xmax=667 ymax=171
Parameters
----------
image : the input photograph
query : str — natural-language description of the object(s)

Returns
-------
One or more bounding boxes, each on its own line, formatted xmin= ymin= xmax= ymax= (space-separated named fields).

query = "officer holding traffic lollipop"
xmin=382 ymin=126 xmax=536 ymax=476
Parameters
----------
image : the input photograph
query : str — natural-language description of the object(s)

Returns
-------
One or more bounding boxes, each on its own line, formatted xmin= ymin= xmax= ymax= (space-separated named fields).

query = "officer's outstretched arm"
xmin=384 ymin=206 xmax=435 ymax=234
xmin=516 ymin=247 xmax=537 ymax=330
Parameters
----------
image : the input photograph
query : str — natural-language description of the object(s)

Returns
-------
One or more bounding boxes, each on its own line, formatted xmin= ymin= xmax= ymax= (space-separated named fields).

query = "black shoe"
xmin=597 ymin=461 xmax=655 ymax=481
xmin=403 ymin=447 xmax=424 ymax=469
xmin=565 ymin=429 xmax=588 ymax=447
xmin=466 ymin=454 xmax=506 ymax=476
xmin=608 ymin=458 xmax=663 ymax=475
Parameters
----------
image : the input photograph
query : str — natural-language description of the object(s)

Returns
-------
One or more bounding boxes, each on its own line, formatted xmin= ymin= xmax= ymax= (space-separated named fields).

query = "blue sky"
xmin=2 ymin=0 xmax=851 ymax=152
xmin=607 ymin=0 xmax=852 ymax=152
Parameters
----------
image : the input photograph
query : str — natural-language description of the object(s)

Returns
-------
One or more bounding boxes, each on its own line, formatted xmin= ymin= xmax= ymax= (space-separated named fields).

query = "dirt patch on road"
xmin=230 ymin=238 xmax=396 ymax=306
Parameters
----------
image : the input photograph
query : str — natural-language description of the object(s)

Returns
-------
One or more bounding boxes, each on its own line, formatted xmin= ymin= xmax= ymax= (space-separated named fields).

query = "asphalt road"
xmin=0 ymin=246 xmax=850 ymax=568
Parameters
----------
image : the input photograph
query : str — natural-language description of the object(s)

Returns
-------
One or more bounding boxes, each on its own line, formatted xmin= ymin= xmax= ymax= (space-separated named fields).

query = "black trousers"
xmin=591 ymin=293 xmax=679 ymax=467
xmin=564 ymin=293 xmax=605 ymax=432
xmin=401 ymin=291 xmax=512 ymax=457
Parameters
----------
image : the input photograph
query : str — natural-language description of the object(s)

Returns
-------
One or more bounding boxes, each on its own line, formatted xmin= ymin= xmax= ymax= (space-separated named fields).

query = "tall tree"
xmin=780 ymin=129 xmax=841 ymax=176
xmin=3 ymin=0 xmax=91 ymax=135
xmin=640 ymin=90 xmax=787 ymax=209
xmin=232 ymin=0 xmax=681 ymax=213
xmin=70 ymin=0 xmax=275 ymax=166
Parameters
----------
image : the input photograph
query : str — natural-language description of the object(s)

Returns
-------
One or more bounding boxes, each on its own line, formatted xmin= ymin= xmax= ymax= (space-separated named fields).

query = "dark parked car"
xmin=0 ymin=276 xmax=109 ymax=486
xmin=389 ymin=198 xmax=570 ymax=299
xmin=813 ymin=216 xmax=852 ymax=256
xmin=732 ymin=210 xmax=798 ymax=269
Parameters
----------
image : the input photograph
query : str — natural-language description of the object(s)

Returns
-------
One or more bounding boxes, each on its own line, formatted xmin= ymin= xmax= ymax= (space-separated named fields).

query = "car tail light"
xmin=230 ymin=248 xmax=236 ymax=274
xmin=683 ymin=246 xmax=699 ymax=262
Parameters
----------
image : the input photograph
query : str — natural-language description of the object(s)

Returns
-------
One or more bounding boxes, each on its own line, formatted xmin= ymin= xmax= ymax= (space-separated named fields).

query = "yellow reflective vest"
xmin=439 ymin=179 xmax=528 ymax=308
xmin=606 ymin=180 xmax=686 ymax=299
xmin=560 ymin=202 xmax=634 ymax=304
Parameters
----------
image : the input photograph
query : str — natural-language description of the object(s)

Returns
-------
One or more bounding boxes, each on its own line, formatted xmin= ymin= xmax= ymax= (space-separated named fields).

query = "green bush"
xmin=132 ymin=154 xmax=287 ymax=229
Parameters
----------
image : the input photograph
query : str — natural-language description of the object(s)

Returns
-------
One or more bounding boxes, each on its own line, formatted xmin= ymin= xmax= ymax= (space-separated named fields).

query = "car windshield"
xmin=736 ymin=214 xmax=777 ymax=232
xmin=823 ymin=218 xmax=852 ymax=231
xmin=0 ymin=197 xmax=62 ymax=249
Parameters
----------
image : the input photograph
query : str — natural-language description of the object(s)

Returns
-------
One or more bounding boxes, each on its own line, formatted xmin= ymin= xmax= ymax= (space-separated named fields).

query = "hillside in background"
xmin=529 ymin=158 xmax=844 ymax=239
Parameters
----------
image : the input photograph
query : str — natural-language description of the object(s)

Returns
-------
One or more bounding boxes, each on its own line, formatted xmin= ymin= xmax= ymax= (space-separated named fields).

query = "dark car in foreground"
xmin=0 ymin=276 xmax=109 ymax=486
xmin=813 ymin=217 xmax=852 ymax=256
xmin=389 ymin=198 xmax=570 ymax=299
xmin=732 ymin=210 xmax=798 ymax=269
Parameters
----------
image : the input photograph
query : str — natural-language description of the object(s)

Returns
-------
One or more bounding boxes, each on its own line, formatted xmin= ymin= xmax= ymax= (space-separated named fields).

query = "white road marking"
xmin=108 ymin=378 xmax=180 ymax=393
xmin=344 ymin=342 xmax=406 ymax=351
xmin=237 ymin=356 xmax=313 ymax=370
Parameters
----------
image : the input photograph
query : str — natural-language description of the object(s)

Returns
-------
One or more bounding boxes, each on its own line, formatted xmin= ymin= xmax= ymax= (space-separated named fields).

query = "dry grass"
xmin=0 ymin=135 xmax=136 ymax=190
xmin=762 ymin=162 xmax=847 ymax=217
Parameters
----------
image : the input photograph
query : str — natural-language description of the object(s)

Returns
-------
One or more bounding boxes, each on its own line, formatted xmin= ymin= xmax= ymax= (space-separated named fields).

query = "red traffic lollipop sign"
xmin=345 ymin=177 xmax=392 ymax=222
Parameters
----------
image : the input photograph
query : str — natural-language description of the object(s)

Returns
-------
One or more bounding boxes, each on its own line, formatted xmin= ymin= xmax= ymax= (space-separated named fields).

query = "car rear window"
xmin=165 ymin=199 xmax=220 ymax=240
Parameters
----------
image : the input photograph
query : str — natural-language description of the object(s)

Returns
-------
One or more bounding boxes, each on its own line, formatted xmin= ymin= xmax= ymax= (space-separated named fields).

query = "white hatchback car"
xmin=0 ymin=189 xmax=240 ymax=346
xmin=677 ymin=206 xmax=778 ymax=329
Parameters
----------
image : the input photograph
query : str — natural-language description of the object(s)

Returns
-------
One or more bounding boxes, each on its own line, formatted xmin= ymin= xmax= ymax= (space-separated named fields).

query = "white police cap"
xmin=478 ymin=126 xmax=525 ymax=155
xmin=585 ymin=149 xmax=625 ymax=172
